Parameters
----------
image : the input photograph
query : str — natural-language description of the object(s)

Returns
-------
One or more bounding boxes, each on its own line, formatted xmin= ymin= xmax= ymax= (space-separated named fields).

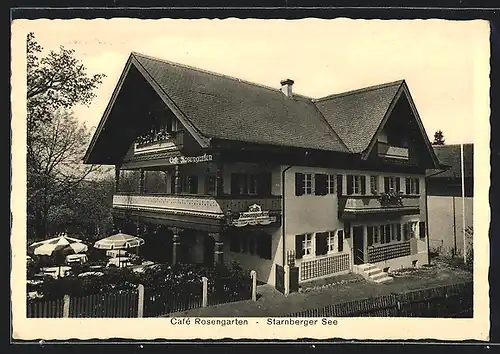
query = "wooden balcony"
xmin=112 ymin=193 xmax=282 ymax=223
xmin=377 ymin=142 xmax=409 ymax=160
xmin=338 ymin=195 xmax=420 ymax=221
xmin=134 ymin=130 xmax=184 ymax=155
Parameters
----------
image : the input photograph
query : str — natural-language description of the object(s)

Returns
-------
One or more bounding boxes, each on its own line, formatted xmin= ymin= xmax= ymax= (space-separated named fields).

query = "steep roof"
xmin=431 ymin=144 xmax=474 ymax=179
xmin=313 ymin=81 xmax=403 ymax=153
xmin=132 ymin=53 xmax=349 ymax=153
xmin=84 ymin=52 xmax=438 ymax=166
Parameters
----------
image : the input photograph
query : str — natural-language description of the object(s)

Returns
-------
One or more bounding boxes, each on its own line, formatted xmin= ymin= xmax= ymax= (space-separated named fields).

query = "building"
xmin=84 ymin=52 xmax=443 ymax=290
xmin=427 ymin=144 xmax=474 ymax=256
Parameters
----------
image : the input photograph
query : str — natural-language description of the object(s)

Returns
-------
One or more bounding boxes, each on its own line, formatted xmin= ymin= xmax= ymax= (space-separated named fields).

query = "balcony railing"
xmin=367 ymin=242 xmax=411 ymax=263
xmin=377 ymin=142 xmax=409 ymax=160
xmin=134 ymin=130 xmax=184 ymax=155
xmin=112 ymin=193 xmax=282 ymax=221
xmin=338 ymin=195 xmax=420 ymax=220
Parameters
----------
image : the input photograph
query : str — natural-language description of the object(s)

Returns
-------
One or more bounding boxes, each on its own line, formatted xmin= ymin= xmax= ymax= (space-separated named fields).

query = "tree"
xmin=432 ymin=130 xmax=445 ymax=145
xmin=26 ymin=33 xmax=107 ymax=240
xmin=27 ymin=110 xmax=106 ymax=239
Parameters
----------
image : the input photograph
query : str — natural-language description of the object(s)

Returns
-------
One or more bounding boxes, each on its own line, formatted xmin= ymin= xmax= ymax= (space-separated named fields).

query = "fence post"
xmin=137 ymin=284 xmax=144 ymax=318
xmin=250 ymin=271 xmax=257 ymax=301
xmin=284 ymin=265 xmax=290 ymax=296
xmin=202 ymin=277 xmax=208 ymax=307
xmin=63 ymin=294 xmax=70 ymax=318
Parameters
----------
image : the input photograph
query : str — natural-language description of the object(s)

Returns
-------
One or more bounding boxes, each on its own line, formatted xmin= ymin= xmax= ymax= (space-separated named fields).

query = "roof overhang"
xmin=83 ymin=53 xmax=210 ymax=165
xmin=361 ymin=81 xmax=441 ymax=169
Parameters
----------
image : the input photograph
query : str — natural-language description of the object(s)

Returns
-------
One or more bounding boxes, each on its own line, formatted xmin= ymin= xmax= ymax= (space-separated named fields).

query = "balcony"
xmin=112 ymin=193 xmax=282 ymax=224
xmin=338 ymin=195 xmax=420 ymax=221
xmin=134 ymin=130 xmax=184 ymax=155
xmin=377 ymin=142 xmax=409 ymax=160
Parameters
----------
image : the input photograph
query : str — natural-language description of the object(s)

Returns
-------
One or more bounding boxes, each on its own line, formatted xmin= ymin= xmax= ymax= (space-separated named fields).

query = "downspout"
xmin=282 ymin=165 xmax=293 ymax=266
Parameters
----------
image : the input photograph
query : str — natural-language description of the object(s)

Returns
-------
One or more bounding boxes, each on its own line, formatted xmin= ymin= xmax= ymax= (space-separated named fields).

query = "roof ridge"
xmin=131 ymin=51 xmax=314 ymax=100
xmin=313 ymin=80 xmax=405 ymax=102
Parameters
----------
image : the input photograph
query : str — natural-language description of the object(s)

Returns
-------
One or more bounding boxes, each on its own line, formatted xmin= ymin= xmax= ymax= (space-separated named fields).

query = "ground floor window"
xmin=296 ymin=230 xmax=344 ymax=259
xmin=368 ymin=223 xmax=404 ymax=246
xmin=229 ymin=231 xmax=272 ymax=260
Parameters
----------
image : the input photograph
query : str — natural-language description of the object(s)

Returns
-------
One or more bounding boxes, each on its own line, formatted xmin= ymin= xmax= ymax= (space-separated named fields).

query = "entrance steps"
xmin=354 ymin=263 xmax=393 ymax=284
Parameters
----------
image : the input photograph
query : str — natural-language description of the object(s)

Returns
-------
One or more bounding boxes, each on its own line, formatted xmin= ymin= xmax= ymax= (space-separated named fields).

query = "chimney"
xmin=280 ymin=79 xmax=294 ymax=98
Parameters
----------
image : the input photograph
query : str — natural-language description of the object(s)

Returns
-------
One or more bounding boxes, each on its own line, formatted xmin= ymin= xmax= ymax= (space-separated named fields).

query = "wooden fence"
xmin=285 ymin=282 xmax=473 ymax=318
xmin=27 ymin=271 xmax=256 ymax=318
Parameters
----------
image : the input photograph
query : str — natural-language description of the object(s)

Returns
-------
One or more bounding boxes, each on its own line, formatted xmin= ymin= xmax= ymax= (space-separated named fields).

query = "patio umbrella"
xmin=28 ymin=234 xmax=88 ymax=276
xmin=93 ymin=233 xmax=145 ymax=267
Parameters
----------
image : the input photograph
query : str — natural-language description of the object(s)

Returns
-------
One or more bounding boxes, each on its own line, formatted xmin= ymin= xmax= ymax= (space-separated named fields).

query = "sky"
xmin=16 ymin=18 xmax=490 ymax=145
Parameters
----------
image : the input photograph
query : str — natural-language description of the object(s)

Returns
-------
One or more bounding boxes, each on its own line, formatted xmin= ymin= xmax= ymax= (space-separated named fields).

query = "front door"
xmin=275 ymin=264 xmax=285 ymax=293
xmin=352 ymin=226 xmax=365 ymax=265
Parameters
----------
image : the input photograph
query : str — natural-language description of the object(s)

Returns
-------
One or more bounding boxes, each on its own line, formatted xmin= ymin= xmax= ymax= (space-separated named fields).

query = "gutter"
xmin=281 ymin=165 xmax=293 ymax=266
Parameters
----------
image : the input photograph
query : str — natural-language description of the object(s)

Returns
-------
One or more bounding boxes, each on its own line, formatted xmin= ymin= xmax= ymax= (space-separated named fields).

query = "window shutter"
xmin=295 ymin=235 xmax=305 ymax=259
xmin=314 ymin=174 xmax=327 ymax=196
xmin=259 ymin=172 xmax=272 ymax=196
xmin=396 ymin=224 xmax=402 ymax=241
xmin=337 ymin=175 xmax=343 ymax=196
xmin=396 ymin=177 xmax=401 ymax=193
xmin=403 ymin=223 xmax=409 ymax=241
xmin=419 ymin=221 xmax=426 ymax=239
xmin=231 ymin=173 xmax=240 ymax=196
xmin=416 ymin=179 xmax=420 ymax=195
xmin=190 ymin=175 xmax=198 ymax=194
xmin=360 ymin=176 xmax=366 ymax=195
xmin=170 ymin=174 xmax=176 ymax=194
xmin=315 ymin=232 xmax=328 ymax=256
xmin=346 ymin=175 xmax=354 ymax=195
xmin=337 ymin=230 xmax=344 ymax=252
xmin=367 ymin=227 xmax=373 ymax=247
xmin=384 ymin=177 xmax=390 ymax=192
xmin=406 ymin=178 xmax=411 ymax=194
xmin=295 ymin=173 xmax=305 ymax=196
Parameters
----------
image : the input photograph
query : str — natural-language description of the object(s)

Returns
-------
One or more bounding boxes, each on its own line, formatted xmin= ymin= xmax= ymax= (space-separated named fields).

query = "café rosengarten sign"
xmin=231 ymin=204 xmax=277 ymax=227
xmin=168 ymin=153 xmax=213 ymax=165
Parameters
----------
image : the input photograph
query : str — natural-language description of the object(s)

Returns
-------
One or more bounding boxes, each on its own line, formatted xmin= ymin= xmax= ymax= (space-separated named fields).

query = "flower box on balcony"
xmin=378 ymin=190 xmax=404 ymax=207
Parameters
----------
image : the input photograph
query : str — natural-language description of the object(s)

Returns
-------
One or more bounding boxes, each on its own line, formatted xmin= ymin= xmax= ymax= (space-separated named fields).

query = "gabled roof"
xmin=314 ymin=80 xmax=404 ymax=154
xmin=430 ymin=144 xmax=474 ymax=179
xmin=84 ymin=52 xmax=439 ymax=167
xmin=132 ymin=52 xmax=349 ymax=153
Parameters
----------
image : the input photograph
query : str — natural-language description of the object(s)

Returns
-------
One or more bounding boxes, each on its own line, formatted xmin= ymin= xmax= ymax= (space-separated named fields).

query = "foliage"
xmin=432 ymin=130 xmax=445 ymax=145
xmin=26 ymin=33 xmax=108 ymax=240
xmin=378 ymin=189 xmax=403 ymax=206
xmin=34 ymin=261 xmax=251 ymax=301
xmin=27 ymin=32 xmax=105 ymax=130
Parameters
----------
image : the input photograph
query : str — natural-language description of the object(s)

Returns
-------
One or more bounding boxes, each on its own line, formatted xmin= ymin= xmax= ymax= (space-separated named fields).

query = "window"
xmin=304 ymin=174 xmax=313 ymax=195
xmin=406 ymin=177 xmax=420 ymax=195
xmin=327 ymin=231 xmax=336 ymax=253
xmin=180 ymin=175 xmax=198 ymax=194
xmin=370 ymin=176 xmax=378 ymax=194
xmin=347 ymin=175 xmax=366 ymax=195
xmin=367 ymin=225 xmax=380 ymax=246
xmin=303 ymin=233 xmax=314 ymax=257
xmin=207 ymin=175 xmax=216 ymax=194
xmin=327 ymin=175 xmax=336 ymax=194
xmin=384 ymin=176 xmax=401 ymax=193
xmin=230 ymin=232 xmax=269 ymax=259
xmin=408 ymin=221 xmax=419 ymax=238
xmin=231 ymin=173 xmax=270 ymax=196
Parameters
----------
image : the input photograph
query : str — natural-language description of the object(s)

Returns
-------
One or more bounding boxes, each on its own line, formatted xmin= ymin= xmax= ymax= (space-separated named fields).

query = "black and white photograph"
xmin=11 ymin=17 xmax=490 ymax=341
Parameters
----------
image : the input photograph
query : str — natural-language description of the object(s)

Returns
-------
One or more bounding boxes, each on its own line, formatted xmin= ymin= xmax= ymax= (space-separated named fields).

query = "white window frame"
xmin=409 ymin=221 xmax=419 ymax=238
xmin=352 ymin=175 xmax=362 ymax=194
xmin=303 ymin=233 xmax=314 ymax=258
xmin=407 ymin=177 xmax=419 ymax=195
xmin=387 ymin=176 xmax=397 ymax=191
xmin=370 ymin=176 xmax=378 ymax=194
xmin=327 ymin=231 xmax=337 ymax=254
xmin=327 ymin=174 xmax=335 ymax=194
xmin=304 ymin=173 xmax=313 ymax=195
xmin=368 ymin=225 xmax=381 ymax=245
